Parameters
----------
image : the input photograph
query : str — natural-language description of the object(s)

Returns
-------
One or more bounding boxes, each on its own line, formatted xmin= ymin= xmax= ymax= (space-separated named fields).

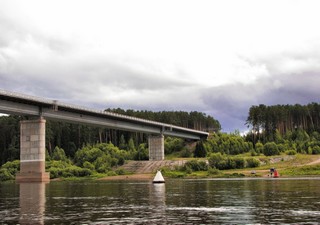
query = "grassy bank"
xmin=161 ymin=154 xmax=320 ymax=179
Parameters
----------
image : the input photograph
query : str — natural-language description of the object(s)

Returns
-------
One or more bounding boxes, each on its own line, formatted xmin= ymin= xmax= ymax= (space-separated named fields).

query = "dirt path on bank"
xmin=99 ymin=173 xmax=153 ymax=181
xmin=118 ymin=160 xmax=187 ymax=174
xmin=100 ymin=156 xmax=320 ymax=180
xmin=305 ymin=157 xmax=320 ymax=166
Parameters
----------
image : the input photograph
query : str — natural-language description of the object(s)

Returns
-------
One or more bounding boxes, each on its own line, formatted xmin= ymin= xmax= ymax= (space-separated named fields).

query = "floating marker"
xmin=153 ymin=170 xmax=165 ymax=183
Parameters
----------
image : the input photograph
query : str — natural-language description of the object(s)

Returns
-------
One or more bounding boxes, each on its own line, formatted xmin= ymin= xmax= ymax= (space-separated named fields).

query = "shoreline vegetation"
xmin=1 ymin=103 xmax=320 ymax=181
xmin=101 ymin=154 xmax=320 ymax=181
xmin=1 ymin=153 xmax=319 ymax=182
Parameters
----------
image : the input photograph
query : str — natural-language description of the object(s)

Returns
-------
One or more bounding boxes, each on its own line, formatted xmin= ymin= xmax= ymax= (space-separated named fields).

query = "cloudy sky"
xmin=1 ymin=0 xmax=319 ymax=132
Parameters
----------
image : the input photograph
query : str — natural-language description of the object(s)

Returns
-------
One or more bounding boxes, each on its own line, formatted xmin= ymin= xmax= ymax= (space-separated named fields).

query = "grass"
xmin=281 ymin=164 xmax=320 ymax=176
xmin=162 ymin=154 xmax=320 ymax=178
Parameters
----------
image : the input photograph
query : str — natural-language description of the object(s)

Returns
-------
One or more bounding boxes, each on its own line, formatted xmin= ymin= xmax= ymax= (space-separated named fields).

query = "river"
xmin=1 ymin=178 xmax=320 ymax=224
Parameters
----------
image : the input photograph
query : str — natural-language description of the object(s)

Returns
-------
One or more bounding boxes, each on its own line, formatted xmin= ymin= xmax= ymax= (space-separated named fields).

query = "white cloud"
xmin=1 ymin=0 xmax=320 ymax=132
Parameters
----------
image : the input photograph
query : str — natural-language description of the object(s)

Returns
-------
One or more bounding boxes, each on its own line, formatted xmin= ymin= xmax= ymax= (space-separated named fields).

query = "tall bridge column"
xmin=16 ymin=118 xmax=50 ymax=182
xmin=148 ymin=134 xmax=164 ymax=161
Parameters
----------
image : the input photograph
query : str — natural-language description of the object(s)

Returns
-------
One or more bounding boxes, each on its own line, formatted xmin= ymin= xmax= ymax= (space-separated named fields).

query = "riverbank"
xmin=99 ymin=173 xmax=153 ymax=180
xmin=101 ymin=154 xmax=320 ymax=180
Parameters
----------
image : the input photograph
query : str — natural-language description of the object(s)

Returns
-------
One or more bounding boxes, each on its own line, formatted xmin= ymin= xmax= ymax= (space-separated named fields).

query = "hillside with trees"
xmin=0 ymin=110 xmax=220 ymax=166
xmin=0 ymin=104 xmax=320 ymax=180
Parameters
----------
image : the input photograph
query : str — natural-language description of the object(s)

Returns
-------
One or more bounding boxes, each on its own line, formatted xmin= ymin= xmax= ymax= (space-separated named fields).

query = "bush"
xmin=165 ymin=137 xmax=184 ymax=154
xmin=255 ymin=142 xmax=264 ymax=154
xmin=1 ymin=160 xmax=20 ymax=175
xmin=285 ymin=150 xmax=297 ymax=155
xmin=180 ymin=147 xmax=192 ymax=157
xmin=183 ymin=160 xmax=208 ymax=172
xmin=208 ymin=152 xmax=225 ymax=169
xmin=52 ymin=147 xmax=68 ymax=161
xmin=48 ymin=166 xmax=92 ymax=179
xmin=106 ymin=171 xmax=117 ymax=176
xmin=246 ymin=158 xmax=260 ymax=168
xmin=263 ymin=142 xmax=279 ymax=156
xmin=83 ymin=161 xmax=95 ymax=171
xmin=234 ymin=157 xmax=246 ymax=169
xmin=250 ymin=150 xmax=258 ymax=156
xmin=0 ymin=168 xmax=15 ymax=181
xmin=207 ymin=167 xmax=221 ymax=175
xmin=312 ymin=146 xmax=320 ymax=154
xmin=115 ymin=169 xmax=126 ymax=175
xmin=194 ymin=141 xmax=207 ymax=158
xmin=208 ymin=153 xmax=247 ymax=170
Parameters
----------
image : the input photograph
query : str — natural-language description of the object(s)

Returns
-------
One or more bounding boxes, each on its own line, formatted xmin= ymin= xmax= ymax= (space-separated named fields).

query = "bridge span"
xmin=0 ymin=89 xmax=208 ymax=182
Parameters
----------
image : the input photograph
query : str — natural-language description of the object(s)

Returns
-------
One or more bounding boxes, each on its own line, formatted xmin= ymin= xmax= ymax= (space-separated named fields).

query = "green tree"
xmin=194 ymin=141 xmax=207 ymax=157
xmin=119 ymin=134 xmax=126 ymax=150
xmin=52 ymin=146 xmax=68 ymax=161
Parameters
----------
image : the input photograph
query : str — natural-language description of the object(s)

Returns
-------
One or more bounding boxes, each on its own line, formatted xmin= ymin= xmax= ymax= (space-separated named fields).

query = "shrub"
xmin=255 ymin=142 xmax=264 ymax=154
xmin=285 ymin=150 xmax=297 ymax=155
xmin=250 ymin=150 xmax=258 ymax=156
xmin=246 ymin=158 xmax=260 ymax=168
xmin=0 ymin=168 xmax=14 ymax=181
xmin=184 ymin=160 xmax=208 ymax=171
xmin=207 ymin=167 xmax=221 ymax=175
xmin=194 ymin=141 xmax=207 ymax=158
xmin=208 ymin=152 xmax=225 ymax=169
xmin=1 ymin=160 xmax=20 ymax=175
xmin=263 ymin=142 xmax=279 ymax=156
xmin=52 ymin=147 xmax=68 ymax=161
xmin=115 ymin=169 xmax=125 ymax=175
xmin=227 ymin=158 xmax=236 ymax=169
xmin=234 ymin=157 xmax=246 ymax=169
xmin=48 ymin=160 xmax=92 ymax=178
xmin=83 ymin=161 xmax=95 ymax=171
xmin=107 ymin=171 xmax=117 ymax=176
xmin=180 ymin=147 xmax=192 ymax=158
xmin=312 ymin=146 xmax=320 ymax=154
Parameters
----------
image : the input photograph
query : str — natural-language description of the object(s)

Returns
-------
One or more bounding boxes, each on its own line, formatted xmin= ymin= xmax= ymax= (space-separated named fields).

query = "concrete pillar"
xmin=16 ymin=118 xmax=50 ymax=182
xmin=148 ymin=134 xmax=164 ymax=161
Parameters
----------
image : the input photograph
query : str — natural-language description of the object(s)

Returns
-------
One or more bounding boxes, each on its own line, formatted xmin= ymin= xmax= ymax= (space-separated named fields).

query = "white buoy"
xmin=153 ymin=170 xmax=165 ymax=183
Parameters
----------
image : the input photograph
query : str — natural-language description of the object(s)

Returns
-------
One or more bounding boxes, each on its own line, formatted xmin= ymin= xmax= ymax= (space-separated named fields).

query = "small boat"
xmin=153 ymin=170 xmax=165 ymax=183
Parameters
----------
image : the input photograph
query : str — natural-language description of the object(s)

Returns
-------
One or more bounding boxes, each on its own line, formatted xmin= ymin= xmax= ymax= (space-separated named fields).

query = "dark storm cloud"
xmin=201 ymin=73 xmax=320 ymax=132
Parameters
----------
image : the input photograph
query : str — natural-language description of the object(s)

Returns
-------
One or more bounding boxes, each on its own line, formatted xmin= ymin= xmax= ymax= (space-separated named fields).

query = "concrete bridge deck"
xmin=0 ymin=89 xmax=209 ymax=182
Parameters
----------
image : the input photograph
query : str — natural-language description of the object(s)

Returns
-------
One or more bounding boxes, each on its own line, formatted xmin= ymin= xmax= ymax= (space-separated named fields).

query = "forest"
xmin=0 ymin=104 xmax=320 ymax=180
xmin=246 ymin=103 xmax=320 ymax=143
xmin=0 ymin=109 xmax=220 ymax=165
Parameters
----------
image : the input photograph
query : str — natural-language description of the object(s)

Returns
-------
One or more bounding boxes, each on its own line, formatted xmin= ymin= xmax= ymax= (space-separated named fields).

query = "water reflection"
xmin=1 ymin=178 xmax=320 ymax=224
xmin=19 ymin=182 xmax=46 ymax=225
xmin=149 ymin=183 xmax=166 ymax=222
xmin=150 ymin=183 xmax=166 ymax=206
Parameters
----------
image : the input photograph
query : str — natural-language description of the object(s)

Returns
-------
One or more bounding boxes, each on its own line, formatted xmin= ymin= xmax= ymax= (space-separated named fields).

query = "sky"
xmin=0 ymin=0 xmax=320 ymax=132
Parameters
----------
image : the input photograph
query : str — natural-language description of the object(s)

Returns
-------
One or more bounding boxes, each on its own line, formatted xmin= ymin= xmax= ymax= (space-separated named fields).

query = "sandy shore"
xmin=99 ymin=173 xmax=154 ymax=181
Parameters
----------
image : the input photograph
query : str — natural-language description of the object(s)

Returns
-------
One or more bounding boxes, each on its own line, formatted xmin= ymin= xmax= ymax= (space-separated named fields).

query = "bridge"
xmin=0 ymin=89 xmax=208 ymax=182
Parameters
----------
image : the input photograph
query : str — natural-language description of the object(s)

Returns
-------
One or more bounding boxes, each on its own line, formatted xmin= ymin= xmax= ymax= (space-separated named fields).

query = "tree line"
xmin=0 ymin=109 xmax=220 ymax=166
xmin=1 ymin=103 xmax=320 ymax=180
xmin=246 ymin=103 xmax=320 ymax=143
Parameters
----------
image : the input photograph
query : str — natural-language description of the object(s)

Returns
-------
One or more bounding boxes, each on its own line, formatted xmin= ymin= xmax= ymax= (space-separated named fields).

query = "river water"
xmin=1 ymin=178 xmax=320 ymax=224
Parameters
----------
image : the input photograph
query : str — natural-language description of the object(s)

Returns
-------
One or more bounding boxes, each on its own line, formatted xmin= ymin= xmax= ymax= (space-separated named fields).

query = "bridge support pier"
xmin=148 ymin=134 xmax=164 ymax=161
xmin=16 ymin=118 xmax=50 ymax=183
